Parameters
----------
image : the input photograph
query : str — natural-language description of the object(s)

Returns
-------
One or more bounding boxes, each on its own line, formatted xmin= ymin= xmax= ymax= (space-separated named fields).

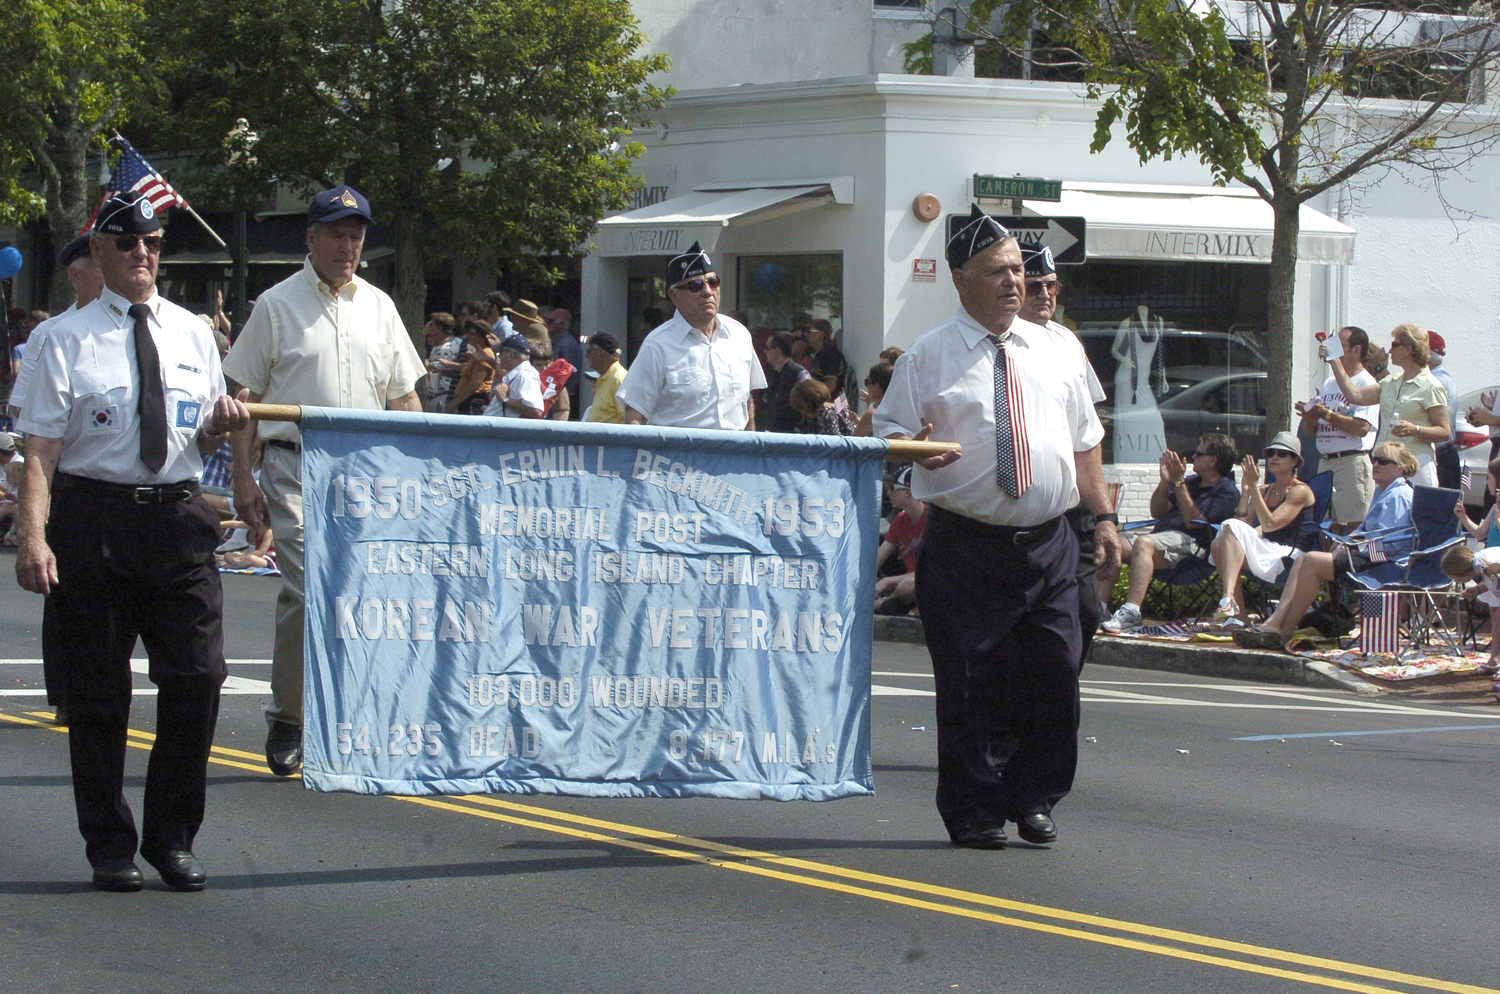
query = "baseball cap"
xmin=307 ymin=185 xmax=372 ymax=225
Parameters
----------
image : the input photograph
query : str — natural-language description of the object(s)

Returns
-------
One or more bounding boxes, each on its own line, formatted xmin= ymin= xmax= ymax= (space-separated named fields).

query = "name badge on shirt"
xmin=85 ymin=405 xmax=120 ymax=432
xmin=176 ymin=400 xmax=201 ymax=429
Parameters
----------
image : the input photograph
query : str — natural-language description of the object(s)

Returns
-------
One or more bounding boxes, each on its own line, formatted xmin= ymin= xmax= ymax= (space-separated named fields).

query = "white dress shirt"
xmin=873 ymin=307 xmax=1104 ymax=527
xmin=614 ymin=312 xmax=768 ymax=429
xmin=10 ymin=302 xmax=78 ymax=415
xmin=222 ymin=258 xmax=424 ymax=443
xmin=484 ymin=362 xmax=543 ymax=417
xmin=1044 ymin=319 xmax=1105 ymax=403
xmin=17 ymin=286 xmax=225 ymax=485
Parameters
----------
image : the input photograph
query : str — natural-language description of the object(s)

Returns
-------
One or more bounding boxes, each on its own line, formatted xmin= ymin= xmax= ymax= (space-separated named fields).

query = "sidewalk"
xmin=873 ymin=615 xmax=1381 ymax=695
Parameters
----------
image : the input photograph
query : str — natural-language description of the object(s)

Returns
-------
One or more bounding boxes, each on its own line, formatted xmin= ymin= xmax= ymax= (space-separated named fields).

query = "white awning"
xmin=1025 ymin=183 xmax=1355 ymax=264
xmin=594 ymin=181 xmax=845 ymax=257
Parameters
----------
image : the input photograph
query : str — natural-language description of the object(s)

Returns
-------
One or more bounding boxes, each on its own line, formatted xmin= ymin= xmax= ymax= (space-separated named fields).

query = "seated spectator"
xmin=876 ymin=467 xmax=927 ymax=577
xmin=806 ymin=319 xmax=847 ymax=405
xmin=1234 ymin=441 xmax=1419 ymax=649
xmin=854 ymin=362 xmax=892 ymax=438
xmin=584 ymin=333 xmax=627 ymax=423
xmin=444 ymin=320 xmax=496 ymax=415
xmin=1099 ymin=433 xmax=1240 ymax=632
xmin=791 ymin=378 xmax=855 ymax=436
xmin=1455 ymin=456 xmax=1500 ymax=549
xmin=1208 ymin=431 xmax=1318 ymax=625
xmin=874 ymin=572 xmax=916 ymax=615
xmin=761 ymin=333 xmax=809 ymax=433
xmin=484 ymin=334 xmax=544 ymax=418
xmin=220 ymin=526 xmax=277 ymax=572
xmin=1440 ymin=543 xmax=1500 ymax=675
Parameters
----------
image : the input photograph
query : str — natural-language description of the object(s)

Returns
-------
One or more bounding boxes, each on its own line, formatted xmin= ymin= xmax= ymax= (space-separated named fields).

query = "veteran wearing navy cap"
xmin=873 ymin=206 xmax=1119 ymax=850
xmin=616 ymin=242 xmax=767 ymax=429
xmin=14 ymin=191 xmax=251 ymax=891
xmin=223 ymin=184 xmax=425 ymax=779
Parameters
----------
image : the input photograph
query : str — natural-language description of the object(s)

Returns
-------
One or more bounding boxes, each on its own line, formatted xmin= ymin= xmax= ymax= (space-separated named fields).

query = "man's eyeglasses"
xmin=113 ymin=235 xmax=163 ymax=254
xmin=1371 ymin=457 xmax=1396 ymax=466
xmin=1190 ymin=449 xmax=1212 ymax=458
xmin=672 ymin=275 xmax=720 ymax=293
xmin=1024 ymin=280 xmax=1058 ymax=295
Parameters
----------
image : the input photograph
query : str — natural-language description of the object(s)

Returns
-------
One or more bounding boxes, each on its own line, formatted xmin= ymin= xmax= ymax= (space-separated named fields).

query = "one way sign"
xmin=945 ymin=213 xmax=1087 ymax=265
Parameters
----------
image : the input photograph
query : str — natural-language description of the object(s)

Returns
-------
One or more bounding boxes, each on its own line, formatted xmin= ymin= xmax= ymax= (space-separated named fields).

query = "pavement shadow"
xmin=873 ymin=764 xmax=938 ymax=774
xmin=0 ymin=881 xmax=98 ymax=895
xmin=206 ymin=852 xmax=678 ymax=890
xmin=699 ymin=836 xmax=953 ymax=852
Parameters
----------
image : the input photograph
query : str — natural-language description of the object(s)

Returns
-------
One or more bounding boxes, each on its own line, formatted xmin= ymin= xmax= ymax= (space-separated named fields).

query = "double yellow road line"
xmin=5 ymin=708 xmax=1493 ymax=994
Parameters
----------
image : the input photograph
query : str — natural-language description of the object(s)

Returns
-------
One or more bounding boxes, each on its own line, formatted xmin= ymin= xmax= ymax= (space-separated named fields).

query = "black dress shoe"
xmin=265 ymin=720 xmax=302 ymax=777
xmin=949 ymin=824 xmax=1008 ymax=849
xmin=92 ymin=858 xmax=144 ymax=892
xmin=1015 ymin=813 xmax=1058 ymax=845
xmin=144 ymin=850 xmax=207 ymax=891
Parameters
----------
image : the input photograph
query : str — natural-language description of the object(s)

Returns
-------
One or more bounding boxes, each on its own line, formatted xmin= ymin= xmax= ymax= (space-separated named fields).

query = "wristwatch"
xmin=1094 ymin=512 xmax=1119 ymax=525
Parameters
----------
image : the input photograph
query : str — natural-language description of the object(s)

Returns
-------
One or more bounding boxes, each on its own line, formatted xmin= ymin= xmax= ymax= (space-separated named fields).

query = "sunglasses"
xmin=672 ymin=275 xmax=720 ymax=293
xmin=113 ymin=234 xmax=163 ymax=253
xmin=1371 ymin=457 xmax=1396 ymax=466
xmin=1264 ymin=449 xmax=1296 ymax=459
xmin=1190 ymin=450 xmax=1212 ymax=458
xmin=1025 ymin=280 xmax=1059 ymax=295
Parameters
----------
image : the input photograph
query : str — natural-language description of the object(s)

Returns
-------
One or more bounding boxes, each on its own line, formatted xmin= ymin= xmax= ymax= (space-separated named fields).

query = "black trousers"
xmin=916 ymin=508 xmax=1082 ymax=831
xmin=47 ymin=481 xmax=227 ymax=866
xmin=1067 ymin=506 xmax=1101 ymax=669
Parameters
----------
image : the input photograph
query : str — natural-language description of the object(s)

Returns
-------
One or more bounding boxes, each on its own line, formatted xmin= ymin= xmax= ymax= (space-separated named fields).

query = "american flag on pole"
xmin=84 ymin=136 xmax=189 ymax=231
xmin=1360 ymin=591 xmax=1400 ymax=655
xmin=1461 ymin=466 xmax=1474 ymax=491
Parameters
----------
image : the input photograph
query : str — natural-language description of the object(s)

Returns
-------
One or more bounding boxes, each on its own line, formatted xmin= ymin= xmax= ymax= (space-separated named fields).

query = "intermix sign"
xmin=299 ymin=410 xmax=882 ymax=800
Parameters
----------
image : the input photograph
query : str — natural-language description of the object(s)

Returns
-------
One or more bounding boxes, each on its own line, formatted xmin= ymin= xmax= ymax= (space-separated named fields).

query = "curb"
xmin=873 ymin=617 xmax=1381 ymax=695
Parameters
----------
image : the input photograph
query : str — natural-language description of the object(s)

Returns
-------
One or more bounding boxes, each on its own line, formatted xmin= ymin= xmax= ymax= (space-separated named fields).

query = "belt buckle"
xmin=132 ymin=487 xmax=161 ymax=504
xmin=1011 ymin=529 xmax=1034 ymax=546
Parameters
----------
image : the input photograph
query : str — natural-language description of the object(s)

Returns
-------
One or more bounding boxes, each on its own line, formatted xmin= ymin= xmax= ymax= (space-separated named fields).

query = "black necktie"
xmin=130 ymin=303 xmax=168 ymax=473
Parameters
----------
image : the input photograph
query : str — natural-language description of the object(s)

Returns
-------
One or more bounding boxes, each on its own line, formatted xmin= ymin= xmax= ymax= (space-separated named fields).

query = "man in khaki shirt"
xmin=223 ymin=185 xmax=424 ymax=777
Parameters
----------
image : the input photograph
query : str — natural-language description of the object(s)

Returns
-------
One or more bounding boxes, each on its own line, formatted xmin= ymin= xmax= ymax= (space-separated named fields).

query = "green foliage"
xmin=147 ymin=0 xmax=669 ymax=287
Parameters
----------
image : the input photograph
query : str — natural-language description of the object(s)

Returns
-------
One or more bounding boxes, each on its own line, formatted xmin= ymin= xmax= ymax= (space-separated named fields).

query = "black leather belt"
xmin=932 ymin=506 xmax=1063 ymax=546
xmin=1320 ymin=449 xmax=1366 ymax=461
xmin=265 ymin=439 xmax=301 ymax=453
xmin=55 ymin=472 xmax=200 ymax=504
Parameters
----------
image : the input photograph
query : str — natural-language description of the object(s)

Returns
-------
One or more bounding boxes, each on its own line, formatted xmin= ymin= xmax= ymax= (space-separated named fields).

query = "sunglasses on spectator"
xmin=1264 ymin=449 xmax=1297 ymax=459
xmin=672 ymin=275 xmax=720 ymax=293
xmin=1371 ymin=457 xmax=1397 ymax=466
xmin=1190 ymin=449 xmax=1212 ymax=458
xmin=1024 ymin=280 xmax=1058 ymax=295
xmin=113 ymin=234 xmax=163 ymax=254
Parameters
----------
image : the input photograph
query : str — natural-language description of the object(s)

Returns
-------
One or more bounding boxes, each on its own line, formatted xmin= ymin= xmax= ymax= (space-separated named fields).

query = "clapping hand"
xmin=1241 ymin=453 xmax=1260 ymax=488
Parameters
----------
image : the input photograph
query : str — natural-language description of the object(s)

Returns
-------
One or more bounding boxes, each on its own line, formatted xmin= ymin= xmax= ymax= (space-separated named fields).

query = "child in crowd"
xmin=1454 ymin=457 xmax=1500 ymax=550
xmin=874 ymin=467 xmax=926 ymax=615
xmin=1440 ymin=543 xmax=1500 ymax=676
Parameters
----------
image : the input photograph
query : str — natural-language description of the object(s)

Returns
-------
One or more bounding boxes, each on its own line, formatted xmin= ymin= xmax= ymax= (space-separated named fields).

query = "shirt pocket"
xmin=365 ymin=339 xmax=395 ymax=398
xmin=72 ymin=363 xmax=132 ymax=436
xmin=163 ymin=364 xmax=211 ymax=434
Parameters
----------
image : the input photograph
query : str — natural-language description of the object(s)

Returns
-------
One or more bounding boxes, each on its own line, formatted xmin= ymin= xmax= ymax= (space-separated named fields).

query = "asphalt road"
xmin=4 ymin=559 xmax=1500 ymax=994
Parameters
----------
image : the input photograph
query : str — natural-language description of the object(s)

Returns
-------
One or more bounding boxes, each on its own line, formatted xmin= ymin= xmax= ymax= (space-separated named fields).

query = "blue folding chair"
xmin=1116 ymin=505 xmax=1219 ymax=622
xmin=1344 ymin=485 xmax=1467 ymax=656
xmin=1240 ymin=471 xmax=1334 ymax=614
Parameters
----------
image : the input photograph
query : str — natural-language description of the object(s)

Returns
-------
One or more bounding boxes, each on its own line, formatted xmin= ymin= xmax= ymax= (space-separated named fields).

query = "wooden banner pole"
xmin=241 ymin=403 xmax=959 ymax=462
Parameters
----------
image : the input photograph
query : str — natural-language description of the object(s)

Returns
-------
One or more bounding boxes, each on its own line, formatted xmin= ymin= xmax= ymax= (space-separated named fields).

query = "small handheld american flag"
xmin=1360 ymin=591 xmax=1400 ymax=655
xmin=1364 ymin=538 xmax=1387 ymax=564
xmin=1461 ymin=466 xmax=1473 ymax=491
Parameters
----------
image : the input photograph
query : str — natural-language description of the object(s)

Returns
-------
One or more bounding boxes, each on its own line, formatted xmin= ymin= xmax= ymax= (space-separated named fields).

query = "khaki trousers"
xmin=260 ymin=444 xmax=305 ymax=729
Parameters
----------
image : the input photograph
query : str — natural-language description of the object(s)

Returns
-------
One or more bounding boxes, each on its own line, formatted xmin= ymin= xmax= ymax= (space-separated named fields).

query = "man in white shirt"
xmin=1295 ymin=325 xmax=1378 ymax=531
xmin=223 ymin=184 xmax=425 ymax=778
xmin=483 ymin=334 xmax=544 ymax=418
xmin=14 ymin=192 xmax=250 ymax=892
xmin=873 ymin=206 xmax=1118 ymax=850
xmin=617 ymin=242 xmax=766 ymax=429
xmin=9 ymin=232 xmax=104 ymax=421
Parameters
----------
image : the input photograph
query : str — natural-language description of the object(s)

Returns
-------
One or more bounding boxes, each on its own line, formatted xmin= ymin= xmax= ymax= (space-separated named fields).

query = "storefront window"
xmin=625 ymin=256 xmax=671 ymax=362
xmin=1057 ymin=261 xmax=1271 ymax=463
xmin=736 ymin=254 xmax=843 ymax=341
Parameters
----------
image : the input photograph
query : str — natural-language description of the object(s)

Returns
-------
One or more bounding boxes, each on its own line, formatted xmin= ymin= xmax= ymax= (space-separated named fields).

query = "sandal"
xmin=1210 ymin=598 xmax=1239 ymax=624
xmin=1233 ymin=626 xmax=1286 ymax=651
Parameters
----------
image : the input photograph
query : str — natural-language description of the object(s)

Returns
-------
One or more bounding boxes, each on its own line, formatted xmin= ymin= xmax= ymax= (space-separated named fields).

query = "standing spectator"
xmin=872 ymin=206 xmax=1118 ymax=849
xmin=545 ymin=307 xmax=584 ymax=419
xmin=503 ymin=299 xmax=550 ymax=356
xmin=761 ymin=332 xmax=809 ymax=433
xmin=1098 ymin=433 xmax=1240 ymax=632
xmin=1324 ymin=324 xmax=1449 ymax=487
xmin=806 ymin=318 xmax=847 ymax=404
xmin=1426 ymin=332 xmax=1462 ymax=490
xmin=444 ymin=320 xmax=496 ymax=415
xmin=1467 ymin=390 xmax=1500 ymax=517
xmin=223 ymin=184 xmax=425 ymax=778
xmin=484 ymin=334 xmax=544 ymax=418
xmin=535 ymin=345 xmax=575 ymax=421
xmin=1295 ymin=326 xmax=1378 ymax=531
xmin=456 ymin=299 xmax=485 ymax=327
xmin=423 ymin=312 xmax=463 ymax=412
xmin=583 ymin=333 xmax=627 ymax=423
xmin=617 ymin=242 xmax=766 ymax=430
xmin=791 ymin=378 xmax=855 ymax=435
xmin=482 ymin=290 xmax=513 ymax=339
xmin=853 ymin=362 xmax=892 ymax=437
xmin=10 ymin=310 xmax=36 ymax=379
xmin=11 ymin=233 xmax=103 ymax=421
xmin=14 ymin=191 xmax=251 ymax=891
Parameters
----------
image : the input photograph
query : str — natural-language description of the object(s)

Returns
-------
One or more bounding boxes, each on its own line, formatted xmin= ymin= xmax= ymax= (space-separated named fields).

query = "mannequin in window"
xmin=1110 ymin=304 xmax=1167 ymax=463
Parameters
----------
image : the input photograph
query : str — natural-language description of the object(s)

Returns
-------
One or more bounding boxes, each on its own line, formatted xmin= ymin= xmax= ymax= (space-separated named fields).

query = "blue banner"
xmin=299 ymin=409 xmax=884 ymax=800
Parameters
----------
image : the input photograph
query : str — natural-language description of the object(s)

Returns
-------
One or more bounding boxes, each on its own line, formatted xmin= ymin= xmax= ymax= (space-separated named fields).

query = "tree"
xmin=148 ymin=0 xmax=669 ymax=343
xmin=922 ymin=0 xmax=1500 ymax=432
xmin=0 ymin=0 xmax=156 ymax=307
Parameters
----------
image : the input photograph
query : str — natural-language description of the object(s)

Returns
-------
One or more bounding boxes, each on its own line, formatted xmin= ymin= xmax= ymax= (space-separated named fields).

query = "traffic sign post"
xmin=945 ymin=213 xmax=1087 ymax=265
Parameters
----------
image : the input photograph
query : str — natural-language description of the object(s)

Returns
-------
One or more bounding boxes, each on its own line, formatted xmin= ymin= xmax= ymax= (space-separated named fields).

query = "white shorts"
xmin=1212 ymin=517 xmax=1302 ymax=583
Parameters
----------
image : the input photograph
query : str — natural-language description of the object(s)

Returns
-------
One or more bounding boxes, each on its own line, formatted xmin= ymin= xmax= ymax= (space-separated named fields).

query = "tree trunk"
xmin=41 ymin=105 xmax=92 ymax=311
xmin=1265 ymin=195 xmax=1301 ymax=442
xmin=392 ymin=209 xmax=427 ymax=355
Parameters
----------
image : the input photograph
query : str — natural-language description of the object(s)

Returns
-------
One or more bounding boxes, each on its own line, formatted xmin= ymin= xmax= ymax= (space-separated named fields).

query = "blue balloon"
xmin=0 ymin=246 xmax=21 ymax=280
xmin=753 ymin=262 xmax=782 ymax=293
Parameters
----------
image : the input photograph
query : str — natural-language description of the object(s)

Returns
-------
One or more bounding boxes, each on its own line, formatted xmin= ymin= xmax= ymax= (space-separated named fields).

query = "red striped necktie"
xmin=988 ymin=332 xmax=1030 ymax=498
